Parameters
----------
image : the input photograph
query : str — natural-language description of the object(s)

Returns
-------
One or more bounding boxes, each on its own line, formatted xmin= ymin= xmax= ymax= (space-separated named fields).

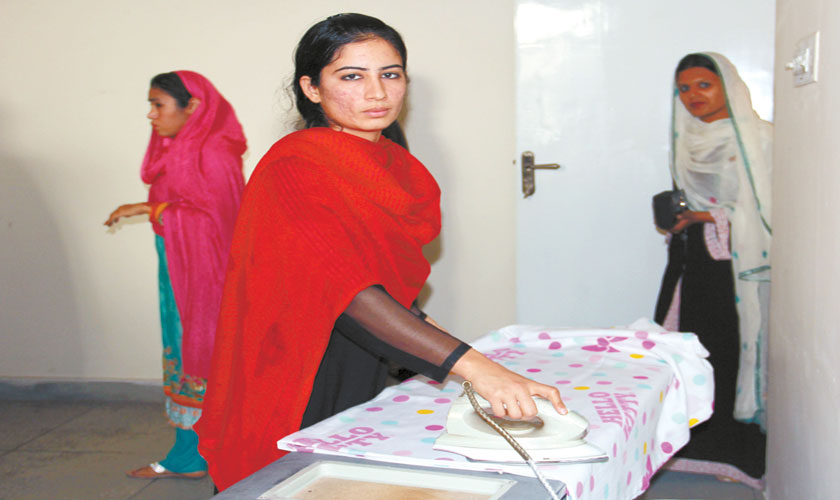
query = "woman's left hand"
xmin=104 ymin=202 xmax=151 ymax=227
xmin=452 ymin=348 xmax=567 ymax=419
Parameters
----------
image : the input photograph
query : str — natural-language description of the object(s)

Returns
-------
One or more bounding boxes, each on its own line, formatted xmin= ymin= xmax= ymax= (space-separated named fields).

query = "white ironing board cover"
xmin=277 ymin=319 xmax=713 ymax=500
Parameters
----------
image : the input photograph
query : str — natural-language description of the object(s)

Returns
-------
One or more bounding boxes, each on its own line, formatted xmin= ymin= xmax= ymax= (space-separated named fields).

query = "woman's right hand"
xmin=104 ymin=202 xmax=151 ymax=227
xmin=669 ymin=210 xmax=714 ymax=233
xmin=452 ymin=348 xmax=567 ymax=420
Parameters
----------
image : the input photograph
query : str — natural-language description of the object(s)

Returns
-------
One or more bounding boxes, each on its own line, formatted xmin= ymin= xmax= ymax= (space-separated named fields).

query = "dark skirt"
xmin=299 ymin=314 xmax=390 ymax=428
xmin=654 ymin=224 xmax=765 ymax=478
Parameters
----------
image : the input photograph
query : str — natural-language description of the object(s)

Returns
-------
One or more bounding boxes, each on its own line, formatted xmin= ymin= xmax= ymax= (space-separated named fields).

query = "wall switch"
xmin=786 ymin=31 xmax=820 ymax=86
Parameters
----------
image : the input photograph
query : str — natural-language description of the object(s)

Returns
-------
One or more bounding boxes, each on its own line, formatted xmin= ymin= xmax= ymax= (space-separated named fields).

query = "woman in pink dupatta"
xmin=105 ymin=71 xmax=246 ymax=479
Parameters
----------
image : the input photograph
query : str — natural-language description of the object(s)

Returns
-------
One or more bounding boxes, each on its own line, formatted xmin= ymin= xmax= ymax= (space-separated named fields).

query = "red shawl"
xmin=194 ymin=128 xmax=441 ymax=490
xmin=142 ymin=70 xmax=246 ymax=381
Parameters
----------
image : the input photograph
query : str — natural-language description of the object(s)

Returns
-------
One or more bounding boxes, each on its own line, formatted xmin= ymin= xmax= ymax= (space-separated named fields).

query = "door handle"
xmin=521 ymin=151 xmax=562 ymax=198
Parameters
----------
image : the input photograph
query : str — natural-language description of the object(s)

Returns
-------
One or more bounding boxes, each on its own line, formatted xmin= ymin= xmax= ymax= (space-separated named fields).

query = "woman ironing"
xmin=195 ymin=13 xmax=567 ymax=491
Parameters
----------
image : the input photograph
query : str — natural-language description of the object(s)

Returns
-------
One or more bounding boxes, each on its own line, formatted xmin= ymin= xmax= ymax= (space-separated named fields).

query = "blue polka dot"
xmin=671 ymin=412 xmax=687 ymax=424
xmin=735 ymin=295 xmax=740 ymax=303
xmin=441 ymin=387 xmax=456 ymax=393
xmin=421 ymin=437 xmax=436 ymax=444
xmin=733 ymin=251 xmax=739 ymax=259
xmin=604 ymin=483 xmax=610 ymax=498
xmin=762 ymin=250 xmax=768 ymax=258
xmin=672 ymin=354 xmax=683 ymax=363
xmin=554 ymin=371 xmax=568 ymax=376
xmin=637 ymin=384 xmax=652 ymax=390
xmin=552 ymin=352 xmax=566 ymax=357
xmin=682 ymin=333 xmax=694 ymax=340
xmin=513 ymin=343 xmax=527 ymax=348
xmin=339 ymin=416 xmax=356 ymax=423
xmin=742 ymin=342 xmax=748 ymax=350
xmin=593 ymin=372 xmax=607 ymax=377
xmin=504 ymin=361 xmax=518 ymax=366
xmin=614 ymin=362 xmax=627 ymax=369
xmin=634 ymin=448 xmax=639 ymax=461
xmin=692 ymin=374 xmax=707 ymax=385
xmin=381 ymin=420 xmax=399 ymax=426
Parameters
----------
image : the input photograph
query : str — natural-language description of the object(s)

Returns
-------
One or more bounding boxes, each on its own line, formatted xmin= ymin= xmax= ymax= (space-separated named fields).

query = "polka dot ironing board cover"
xmin=277 ymin=318 xmax=713 ymax=500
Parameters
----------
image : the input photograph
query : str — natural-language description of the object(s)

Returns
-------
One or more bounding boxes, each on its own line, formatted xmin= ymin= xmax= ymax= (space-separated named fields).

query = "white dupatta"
xmin=670 ymin=52 xmax=773 ymax=425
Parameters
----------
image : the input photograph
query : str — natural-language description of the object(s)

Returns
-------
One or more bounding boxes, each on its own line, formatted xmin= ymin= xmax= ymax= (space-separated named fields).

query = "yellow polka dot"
xmin=643 ymin=442 xmax=647 ymax=454
xmin=689 ymin=418 xmax=699 ymax=427
xmin=659 ymin=391 xmax=664 ymax=403
xmin=629 ymin=353 xmax=644 ymax=359
xmin=417 ymin=409 xmax=434 ymax=415
xmin=573 ymin=386 xmax=590 ymax=391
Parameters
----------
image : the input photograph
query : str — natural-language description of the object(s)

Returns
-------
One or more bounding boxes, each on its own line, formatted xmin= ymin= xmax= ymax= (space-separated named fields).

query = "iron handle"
xmin=521 ymin=151 xmax=562 ymax=198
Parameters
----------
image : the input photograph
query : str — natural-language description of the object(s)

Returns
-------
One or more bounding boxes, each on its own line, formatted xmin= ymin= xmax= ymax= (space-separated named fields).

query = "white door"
xmin=515 ymin=0 xmax=775 ymax=327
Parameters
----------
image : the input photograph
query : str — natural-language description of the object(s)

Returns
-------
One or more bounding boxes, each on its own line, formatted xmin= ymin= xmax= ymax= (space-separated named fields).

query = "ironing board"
xmin=278 ymin=318 xmax=713 ymax=500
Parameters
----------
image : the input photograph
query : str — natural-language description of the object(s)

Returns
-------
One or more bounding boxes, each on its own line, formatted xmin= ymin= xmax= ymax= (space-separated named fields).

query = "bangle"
xmin=150 ymin=202 xmax=169 ymax=225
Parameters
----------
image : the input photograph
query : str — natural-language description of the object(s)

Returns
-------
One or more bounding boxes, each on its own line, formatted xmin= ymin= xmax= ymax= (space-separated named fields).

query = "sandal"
xmin=126 ymin=462 xmax=207 ymax=479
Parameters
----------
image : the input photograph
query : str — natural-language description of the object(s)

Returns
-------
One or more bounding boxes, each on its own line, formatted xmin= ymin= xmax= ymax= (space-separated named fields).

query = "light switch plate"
xmin=790 ymin=31 xmax=820 ymax=86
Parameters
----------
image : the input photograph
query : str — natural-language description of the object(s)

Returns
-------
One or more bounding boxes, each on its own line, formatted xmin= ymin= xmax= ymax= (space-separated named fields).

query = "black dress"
xmin=300 ymin=286 xmax=470 ymax=428
xmin=654 ymin=223 xmax=765 ymax=478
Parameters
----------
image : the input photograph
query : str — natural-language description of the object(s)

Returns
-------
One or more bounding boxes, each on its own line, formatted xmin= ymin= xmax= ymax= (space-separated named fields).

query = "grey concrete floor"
xmin=0 ymin=396 xmax=764 ymax=500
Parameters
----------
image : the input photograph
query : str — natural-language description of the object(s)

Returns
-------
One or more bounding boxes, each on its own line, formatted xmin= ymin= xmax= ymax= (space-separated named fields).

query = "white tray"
xmin=257 ymin=460 xmax=517 ymax=500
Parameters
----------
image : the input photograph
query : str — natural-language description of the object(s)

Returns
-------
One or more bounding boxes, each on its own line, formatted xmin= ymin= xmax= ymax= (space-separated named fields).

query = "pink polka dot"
xmin=556 ymin=380 xmax=571 ymax=385
xmin=526 ymin=368 xmax=541 ymax=373
xmin=590 ymin=475 xmax=595 ymax=491
xmin=576 ymin=482 xmax=584 ymax=497
xmin=366 ymin=407 xmax=383 ymax=412
xmin=393 ymin=395 xmax=410 ymax=402
xmin=661 ymin=442 xmax=673 ymax=453
xmin=589 ymin=424 xmax=600 ymax=430
xmin=537 ymin=359 xmax=551 ymax=364
xmin=616 ymin=387 xmax=632 ymax=391
xmin=539 ymin=332 xmax=551 ymax=340
xmin=510 ymin=337 xmax=521 ymax=343
xmin=434 ymin=398 xmax=451 ymax=404
xmin=549 ymin=341 xmax=562 ymax=350
xmin=434 ymin=457 xmax=455 ymax=461
xmin=569 ymin=363 xmax=584 ymax=368
xmin=642 ymin=340 xmax=656 ymax=350
xmin=612 ymin=443 xmax=617 ymax=457
xmin=425 ymin=425 xmax=444 ymax=431
xmin=633 ymin=375 xmax=648 ymax=380
xmin=643 ymin=412 xmax=647 ymax=425
xmin=634 ymin=331 xmax=648 ymax=339
xmin=588 ymin=355 xmax=603 ymax=363
xmin=627 ymin=471 xmax=632 ymax=485
xmin=596 ymin=380 xmax=612 ymax=385
xmin=394 ymin=450 xmax=413 ymax=456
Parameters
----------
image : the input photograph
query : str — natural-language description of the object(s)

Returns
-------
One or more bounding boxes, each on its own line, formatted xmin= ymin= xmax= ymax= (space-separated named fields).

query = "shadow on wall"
xmin=402 ymin=75 xmax=453 ymax=313
xmin=0 ymin=144 xmax=84 ymax=377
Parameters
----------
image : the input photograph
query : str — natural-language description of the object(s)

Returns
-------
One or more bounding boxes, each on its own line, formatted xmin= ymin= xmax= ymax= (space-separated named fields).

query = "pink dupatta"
xmin=141 ymin=70 xmax=246 ymax=380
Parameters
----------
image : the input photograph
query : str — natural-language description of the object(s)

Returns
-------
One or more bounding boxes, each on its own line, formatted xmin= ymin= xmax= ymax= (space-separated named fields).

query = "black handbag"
xmin=652 ymin=189 xmax=687 ymax=230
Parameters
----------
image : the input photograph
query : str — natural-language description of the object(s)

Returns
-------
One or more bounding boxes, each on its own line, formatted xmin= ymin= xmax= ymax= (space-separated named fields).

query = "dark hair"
xmin=292 ymin=13 xmax=409 ymax=147
xmin=675 ymin=54 xmax=718 ymax=79
xmin=150 ymin=72 xmax=192 ymax=108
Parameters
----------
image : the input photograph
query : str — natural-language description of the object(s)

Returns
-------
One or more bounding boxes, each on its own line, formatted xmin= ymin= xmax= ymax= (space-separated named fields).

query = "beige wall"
xmin=768 ymin=1 xmax=840 ymax=497
xmin=0 ymin=1 xmax=516 ymax=380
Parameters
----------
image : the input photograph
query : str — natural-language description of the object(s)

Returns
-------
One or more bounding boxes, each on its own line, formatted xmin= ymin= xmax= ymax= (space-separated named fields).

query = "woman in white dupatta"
xmin=654 ymin=52 xmax=771 ymax=480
